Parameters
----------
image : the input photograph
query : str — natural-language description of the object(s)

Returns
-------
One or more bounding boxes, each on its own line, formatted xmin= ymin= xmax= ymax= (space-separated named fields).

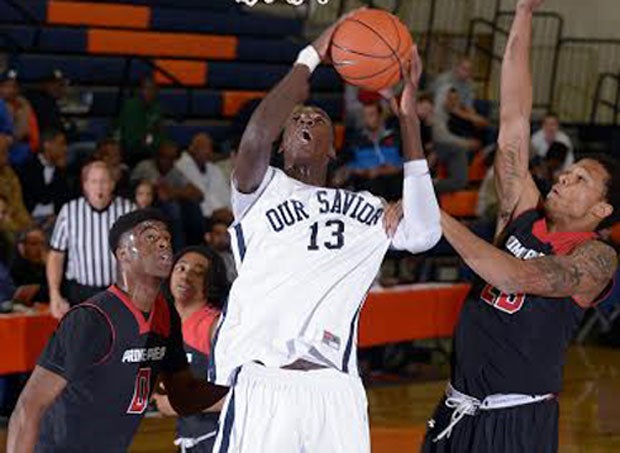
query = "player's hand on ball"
xmin=383 ymin=200 xmax=403 ymax=238
xmin=400 ymin=45 xmax=423 ymax=116
xmin=517 ymin=0 xmax=544 ymax=11
xmin=311 ymin=7 xmax=367 ymax=62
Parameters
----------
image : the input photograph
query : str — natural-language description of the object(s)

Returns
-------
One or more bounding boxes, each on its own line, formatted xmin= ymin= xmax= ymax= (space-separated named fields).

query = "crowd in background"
xmin=0 ymin=56 xmax=616 ymax=311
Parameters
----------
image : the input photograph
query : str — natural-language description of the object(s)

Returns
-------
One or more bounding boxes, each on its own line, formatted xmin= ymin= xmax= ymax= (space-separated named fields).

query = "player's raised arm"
xmin=388 ymin=47 xmax=441 ymax=253
xmin=494 ymin=0 xmax=544 ymax=237
xmin=233 ymin=15 xmax=352 ymax=194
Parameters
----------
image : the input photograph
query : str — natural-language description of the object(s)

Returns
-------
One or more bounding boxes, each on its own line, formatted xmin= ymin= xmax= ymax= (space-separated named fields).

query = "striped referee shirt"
xmin=50 ymin=197 xmax=136 ymax=287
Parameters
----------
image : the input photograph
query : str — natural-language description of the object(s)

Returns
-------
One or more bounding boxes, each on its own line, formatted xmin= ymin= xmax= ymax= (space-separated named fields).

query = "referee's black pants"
xmin=65 ymin=281 xmax=107 ymax=306
xmin=422 ymin=396 xmax=559 ymax=453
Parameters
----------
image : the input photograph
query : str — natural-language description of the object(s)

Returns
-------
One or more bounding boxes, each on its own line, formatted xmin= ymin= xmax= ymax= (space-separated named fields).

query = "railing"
xmin=590 ymin=72 xmax=620 ymax=125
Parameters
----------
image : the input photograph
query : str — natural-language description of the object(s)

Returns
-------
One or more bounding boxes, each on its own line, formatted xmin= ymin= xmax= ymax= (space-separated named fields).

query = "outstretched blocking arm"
xmin=441 ymin=211 xmax=617 ymax=306
xmin=494 ymin=0 xmax=544 ymax=238
xmin=389 ymin=48 xmax=442 ymax=253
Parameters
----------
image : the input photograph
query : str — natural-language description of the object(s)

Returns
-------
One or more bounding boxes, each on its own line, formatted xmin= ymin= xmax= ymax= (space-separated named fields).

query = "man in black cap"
xmin=7 ymin=208 xmax=228 ymax=453
xmin=24 ymin=69 xmax=67 ymax=134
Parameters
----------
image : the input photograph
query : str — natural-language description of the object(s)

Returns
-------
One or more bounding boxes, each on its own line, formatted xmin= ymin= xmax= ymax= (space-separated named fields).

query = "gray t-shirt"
xmin=130 ymin=159 xmax=189 ymax=188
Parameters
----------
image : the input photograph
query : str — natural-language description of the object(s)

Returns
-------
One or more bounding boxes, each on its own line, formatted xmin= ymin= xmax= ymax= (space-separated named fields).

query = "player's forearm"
xmin=398 ymin=111 xmax=425 ymax=162
xmin=7 ymin=402 xmax=44 ymax=453
xmin=168 ymin=378 xmax=228 ymax=416
xmin=234 ymin=65 xmax=311 ymax=193
xmin=395 ymin=160 xmax=441 ymax=253
xmin=46 ymin=250 xmax=65 ymax=296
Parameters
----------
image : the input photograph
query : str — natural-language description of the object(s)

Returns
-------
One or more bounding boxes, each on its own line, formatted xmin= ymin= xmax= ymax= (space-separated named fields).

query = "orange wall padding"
xmin=88 ymin=29 xmax=237 ymax=59
xmin=440 ymin=190 xmax=479 ymax=218
xmin=48 ymin=1 xmax=150 ymax=29
xmin=334 ymin=124 xmax=345 ymax=150
xmin=468 ymin=150 xmax=487 ymax=181
xmin=222 ymin=90 xmax=266 ymax=117
xmin=154 ymin=59 xmax=207 ymax=86
xmin=611 ymin=222 xmax=620 ymax=245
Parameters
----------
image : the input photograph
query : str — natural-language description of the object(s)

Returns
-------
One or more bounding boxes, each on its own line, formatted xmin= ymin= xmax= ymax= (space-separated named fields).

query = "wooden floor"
xmin=3 ymin=346 xmax=620 ymax=452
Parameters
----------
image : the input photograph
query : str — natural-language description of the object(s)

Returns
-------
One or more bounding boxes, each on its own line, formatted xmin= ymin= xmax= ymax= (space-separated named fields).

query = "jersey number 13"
xmin=307 ymin=220 xmax=345 ymax=251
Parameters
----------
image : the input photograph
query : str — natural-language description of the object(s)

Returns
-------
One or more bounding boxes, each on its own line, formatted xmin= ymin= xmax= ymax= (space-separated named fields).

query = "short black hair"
xmin=167 ymin=245 xmax=230 ymax=310
xmin=546 ymin=142 xmax=568 ymax=163
xmin=544 ymin=111 xmax=559 ymax=121
xmin=581 ymin=153 xmax=620 ymax=229
xmin=41 ymin=128 xmax=64 ymax=144
xmin=108 ymin=208 xmax=170 ymax=255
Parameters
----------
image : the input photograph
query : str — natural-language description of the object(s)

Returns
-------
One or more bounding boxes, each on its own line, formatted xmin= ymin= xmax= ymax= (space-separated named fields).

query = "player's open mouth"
xmin=298 ymin=128 xmax=313 ymax=144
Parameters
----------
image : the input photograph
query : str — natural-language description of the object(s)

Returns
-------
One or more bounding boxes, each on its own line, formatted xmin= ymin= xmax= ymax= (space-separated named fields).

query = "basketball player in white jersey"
xmin=210 ymin=12 xmax=442 ymax=453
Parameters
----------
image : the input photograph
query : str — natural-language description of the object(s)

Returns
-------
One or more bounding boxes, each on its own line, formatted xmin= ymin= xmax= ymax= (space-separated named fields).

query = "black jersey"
xmin=177 ymin=306 xmax=221 ymax=442
xmin=452 ymin=210 xmax=599 ymax=399
xmin=37 ymin=285 xmax=187 ymax=453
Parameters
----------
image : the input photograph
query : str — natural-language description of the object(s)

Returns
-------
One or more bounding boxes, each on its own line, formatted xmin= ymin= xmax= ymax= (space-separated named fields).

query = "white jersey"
xmin=210 ymin=167 xmax=411 ymax=386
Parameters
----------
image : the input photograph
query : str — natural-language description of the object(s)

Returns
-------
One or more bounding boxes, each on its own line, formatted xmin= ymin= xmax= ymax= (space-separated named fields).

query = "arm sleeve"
xmin=231 ymin=166 xmax=276 ymax=221
xmin=49 ymin=204 xmax=69 ymax=252
xmin=390 ymin=160 xmax=442 ymax=253
xmin=162 ymin=301 xmax=189 ymax=374
xmin=37 ymin=307 xmax=112 ymax=381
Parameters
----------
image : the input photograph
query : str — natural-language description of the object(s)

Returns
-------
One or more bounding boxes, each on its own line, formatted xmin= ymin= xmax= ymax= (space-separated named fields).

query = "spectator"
xmin=18 ymin=129 xmax=73 ymax=226
xmin=204 ymin=221 xmax=237 ymax=284
xmin=432 ymin=58 xmax=475 ymax=111
xmin=117 ymin=76 xmax=164 ymax=167
xmin=133 ymin=179 xmax=155 ymax=209
xmin=24 ymin=69 xmax=67 ymax=135
xmin=338 ymin=101 xmax=403 ymax=201
xmin=131 ymin=140 xmax=204 ymax=248
xmin=175 ymin=132 xmax=233 ymax=226
xmin=530 ymin=141 xmax=569 ymax=197
xmin=0 ymin=69 xmax=39 ymax=165
xmin=530 ymin=112 xmax=574 ymax=170
xmin=47 ymin=161 xmax=135 ymax=318
xmin=92 ymin=138 xmax=130 ymax=195
xmin=432 ymin=89 xmax=480 ymax=194
xmin=0 ymin=136 xmax=31 ymax=233
xmin=10 ymin=227 xmax=48 ymax=302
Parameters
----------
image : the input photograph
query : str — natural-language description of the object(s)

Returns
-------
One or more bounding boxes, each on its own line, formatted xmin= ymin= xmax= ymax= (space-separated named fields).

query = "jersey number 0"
xmin=307 ymin=220 xmax=345 ymax=250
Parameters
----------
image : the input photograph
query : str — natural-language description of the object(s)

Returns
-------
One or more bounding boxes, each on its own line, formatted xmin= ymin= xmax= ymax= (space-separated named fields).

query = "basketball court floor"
xmin=2 ymin=346 xmax=619 ymax=452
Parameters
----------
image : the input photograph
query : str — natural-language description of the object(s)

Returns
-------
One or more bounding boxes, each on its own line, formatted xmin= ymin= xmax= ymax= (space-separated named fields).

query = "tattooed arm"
xmin=441 ymin=212 xmax=618 ymax=307
xmin=494 ymin=0 xmax=544 ymax=239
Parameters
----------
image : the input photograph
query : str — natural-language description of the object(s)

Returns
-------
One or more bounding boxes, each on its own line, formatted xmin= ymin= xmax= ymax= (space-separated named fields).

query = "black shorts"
xmin=421 ymin=396 xmax=559 ymax=453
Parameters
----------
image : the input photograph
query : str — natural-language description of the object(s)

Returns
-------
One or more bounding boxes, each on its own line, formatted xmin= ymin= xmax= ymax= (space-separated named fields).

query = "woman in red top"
xmin=155 ymin=246 xmax=231 ymax=453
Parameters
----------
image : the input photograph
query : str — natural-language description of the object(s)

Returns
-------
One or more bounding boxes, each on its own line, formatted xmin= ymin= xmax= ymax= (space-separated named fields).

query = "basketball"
xmin=330 ymin=9 xmax=414 ymax=92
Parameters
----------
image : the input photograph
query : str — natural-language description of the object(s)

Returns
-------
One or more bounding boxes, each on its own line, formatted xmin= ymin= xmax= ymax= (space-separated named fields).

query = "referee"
xmin=47 ymin=160 xmax=135 ymax=318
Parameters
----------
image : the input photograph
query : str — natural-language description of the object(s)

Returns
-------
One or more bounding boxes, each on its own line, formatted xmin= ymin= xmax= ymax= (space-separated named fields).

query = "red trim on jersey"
xmin=64 ymin=303 xmax=116 ymax=366
xmin=108 ymin=285 xmax=171 ymax=337
xmin=79 ymin=303 xmax=117 ymax=365
xmin=531 ymin=218 xmax=597 ymax=256
xmin=182 ymin=305 xmax=220 ymax=356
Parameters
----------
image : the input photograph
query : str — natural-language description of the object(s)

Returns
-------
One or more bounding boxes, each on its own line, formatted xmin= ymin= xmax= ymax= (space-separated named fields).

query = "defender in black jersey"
xmin=7 ymin=209 xmax=228 ymax=453
xmin=423 ymin=1 xmax=619 ymax=452
xmin=154 ymin=246 xmax=230 ymax=453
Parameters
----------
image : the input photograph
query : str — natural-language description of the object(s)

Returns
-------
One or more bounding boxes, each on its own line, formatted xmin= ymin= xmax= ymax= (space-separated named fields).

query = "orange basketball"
xmin=330 ymin=9 xmax=413 ymax=92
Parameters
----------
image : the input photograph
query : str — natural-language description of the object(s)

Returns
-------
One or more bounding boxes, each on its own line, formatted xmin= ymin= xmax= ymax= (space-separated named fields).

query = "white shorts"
xmin=213 ymin=362 xmax=370 ymax=453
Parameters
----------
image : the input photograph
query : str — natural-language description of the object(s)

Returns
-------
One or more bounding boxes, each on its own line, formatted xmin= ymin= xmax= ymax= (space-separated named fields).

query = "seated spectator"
xmin=18 ymin=129 xmax=74 ymax=227
xmin=204 ymin=220 xmax=237 ymax=285
xmin=432 ymin=89 xmax=480 ymax=194
xmin=24 ymin=69 xmax=67 ymax=135
xmin=530 ymin=112 xmax=574 ymax=170
xmin=92 ymin=138 xmax=130 ymax=195
xmin=0 ymin=137 xmax=31 ymax=233
xmin=10 ymin=227 xmax=48 ymax=302
xmin=133 ymin=179 xmax=155 ymax=209
xmin=131 ymin=140 xmax=204 ymax=248
xmin=176 ymin=133 xmax=233 ymax=227
xmin=117 ymin=75 xmax=164 ymax=167
xmin=337 ymin=101 xmax=403 ymax=201
xmin=0 ymin=69 xmax=39 ymax=165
